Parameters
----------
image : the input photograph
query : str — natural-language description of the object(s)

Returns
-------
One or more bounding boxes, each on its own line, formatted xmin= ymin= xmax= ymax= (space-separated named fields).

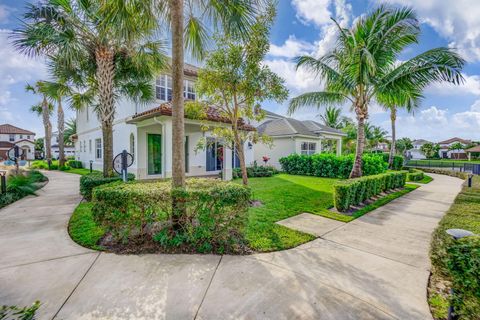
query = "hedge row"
xmin=333 ymin=171 xmax=408 ymax=212
xmin=232 ymin=165 xmax=278 ymax=179
xmin=67 ymin=160 xmax=83 ymax=168
xmin=414 ymin=167 xmax=469 ymax=180
xmin=407 ymin=168 xmax=424 ymax=181
xmin=279 ymin=153 xmax=387 ymax=178
xmin=80 ymin=172 xmax=135 ymax=201
xmin=381 ymin=153 xmax=404 ymax=170
xmin=92 ymin=178 xmax=251 ymax=253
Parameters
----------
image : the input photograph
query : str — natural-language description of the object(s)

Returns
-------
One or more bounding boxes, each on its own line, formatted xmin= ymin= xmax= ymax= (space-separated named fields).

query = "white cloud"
xmin=269 ymin=35 xmax=315 ymax=58
xmin=0 ymin=5 xmax=13 ymax=25
xmin=426 ymin=73 xmax=480 ymax=96
xmin=382 ymin=0 xmax=480 ymax=62
xmin=291 ymin=0 xmax=333 ymax=26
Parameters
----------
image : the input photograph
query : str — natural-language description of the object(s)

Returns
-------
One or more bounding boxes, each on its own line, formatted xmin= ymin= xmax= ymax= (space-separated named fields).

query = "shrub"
xmin=413 ymin=167 xmax=468 ymax=180
xmin=232 ymin=164 xmax=278 ymax=179
xmin=382 ymin=153 xmax=404 ymax=170
xmin=67 ymin=160 xmax=83 ymax=168
xmin=407 ymin=168 xmax=424 ymax=181
xmin=91 ymin=178 xmax=251 ymax=253
xmin=333 ymin=171 xmax=407 ymax=212
xmin=80 ymin=172 xmax=135 ymax=201
xmin=0 ymin=170 xmax=47 ymax=209
xmin=30 ymin=160 xmax=48 ymax=169
xmin=279 ymin=153 xmax=387 ymax=178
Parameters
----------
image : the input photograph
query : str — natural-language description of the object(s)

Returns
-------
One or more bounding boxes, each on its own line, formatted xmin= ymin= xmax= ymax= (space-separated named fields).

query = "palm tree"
xmin=318 ymin=106 xmax=349 ymax=129
xmin=26 ymin=81 xmax=53 ymax=161
xmin=64 ymin=118 xmax=76 ymax=145
xmin=288 ymin=5 xmax=464 ymax=177
xmin=13 ymin=0 xmax=166 ymax=177
xmin=368 ymin=126 xmax=389 ymax=151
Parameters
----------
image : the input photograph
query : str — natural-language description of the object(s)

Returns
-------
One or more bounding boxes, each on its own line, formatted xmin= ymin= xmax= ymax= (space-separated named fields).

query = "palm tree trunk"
xmin=42 ymin=96 xmax=52 ymax=161
xmin=350 ymin=112 xmax=366 ymax=178
xmin=57 ymin=98 xmax=66 ymax=167
xmin=388 ymin=107 xmax=396 ymax=168
xmin=234 ymin=131 xmax=248 ymax=185
xmin=95 ymin=46 xmax=115 ymax=177
xmin=170 ymin=0 xmax=186 ymax=228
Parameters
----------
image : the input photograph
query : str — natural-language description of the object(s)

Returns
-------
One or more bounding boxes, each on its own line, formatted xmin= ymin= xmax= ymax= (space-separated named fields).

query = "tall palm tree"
xmin=64 ymin=118 xmax=76 ymax=145
xmin=288 ymin=5 xmax=464 ymax=178
xmin=26 ymin=81 xmax=53 ymax=161
xmin=319 ymin=106 xmax=346 ymax=129
xmin=13 ymin=0 xmax=166 ymax=177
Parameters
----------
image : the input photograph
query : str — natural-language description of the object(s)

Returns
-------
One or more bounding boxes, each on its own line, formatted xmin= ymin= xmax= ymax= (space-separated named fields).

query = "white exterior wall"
xmin=0 ymin=133 xmax=35 ymax=142
xmin=254 ymin=137 xmax=296 ymax=169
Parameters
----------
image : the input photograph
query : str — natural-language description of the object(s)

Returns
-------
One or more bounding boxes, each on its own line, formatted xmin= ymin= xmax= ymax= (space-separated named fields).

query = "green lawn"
xmin=63 ymin=168 xmax=97 ymax=176
xmin=68 ymin=202 xmax=105 ymax=250
xmin=416 ymin=174 xmax=433 ymax=184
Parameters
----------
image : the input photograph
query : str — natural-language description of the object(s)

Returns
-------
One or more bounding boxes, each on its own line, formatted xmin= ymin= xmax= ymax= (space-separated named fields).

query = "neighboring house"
xmin=437 ymin=137 xmax=471 ymax=159
xmin=465 ymin=145 xmax=480 ymax=160
xmin=74 ymin=64 xmax=254 ymax=180
xmin=44 ymin=131 xmax=76 ymax=160
xmin=255 ymin=116 xmax=346 ymax=169
xmin=407 ymin=139 xmax=431 ymax=160
xmin=373 ymin=141 xmax=390 ymax=153
xmin=0 ymin=124 xmax=36 ymax=161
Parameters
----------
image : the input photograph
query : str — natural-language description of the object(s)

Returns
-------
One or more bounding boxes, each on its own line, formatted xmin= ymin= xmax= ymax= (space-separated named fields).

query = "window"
xmin=20 ymin=135 xmax=23 ymax=139
xmin=206 ymin=138 xmax=223 ymax=171
xmin=301 ymin=142 xmax=316 ymax=155
xmin=9 ymin=134 xmax=14 ymax=142
xmin=95 ymin=139 xmax=102 ymax=159
xmin=130 ymin=133 xmax=135 ymax=160
xmin=155 ymin=75 xmax=173 ymax=101
xmin=184 ymin=80 xmax=196 ymax=100
xmin=27 ymin=135 xmax=30 ymax=140
xmin=89 ymin=140 xmax=92 ymax=153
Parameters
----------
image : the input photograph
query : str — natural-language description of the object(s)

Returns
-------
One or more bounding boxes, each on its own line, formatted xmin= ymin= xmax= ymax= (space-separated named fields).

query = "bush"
xmin=279 ymin=153 xmax=387 ymax=178
xmin=0 ymin=170 xmax=47 ymax=209
xmin=333 ymin=171 xmax=407 ymax=212
xmin=407 ymin=168 xmax=424 ymax=181
xmin=67 ymin=160 xmax=83 ymax=168
xmin=80 ymin=172 xmax=135 ymax=201
xmin=91 ymin=178 xmax=251 ymax=253
xmin=232 ymin=164 xmax=278 ymax=179
xmin=415 ymin=167 xmax=468 ymax=180
xmin=30 ymin=160 xmax=48 ymax=169
xmin=382 ymin=153 xmax=404 ymax=170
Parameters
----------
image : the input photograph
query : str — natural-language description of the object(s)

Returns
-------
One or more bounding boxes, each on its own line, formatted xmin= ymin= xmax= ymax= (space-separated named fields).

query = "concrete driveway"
xmin=0 ymin=171 xmax=463 ymax=319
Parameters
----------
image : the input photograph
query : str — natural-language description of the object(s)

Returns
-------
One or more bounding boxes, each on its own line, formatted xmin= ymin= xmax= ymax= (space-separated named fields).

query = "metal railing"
xmin=405 ymin=160 xmax=480 ymax=175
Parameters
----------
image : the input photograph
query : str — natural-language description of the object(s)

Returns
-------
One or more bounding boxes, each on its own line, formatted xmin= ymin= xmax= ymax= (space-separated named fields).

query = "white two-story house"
xmin=74 ymin=64 xmax=254 ymax=180
xmin=0 ymin=124 xmax=36 ymax=161
xmin=44 ymin=131 xmax=76 ymax=160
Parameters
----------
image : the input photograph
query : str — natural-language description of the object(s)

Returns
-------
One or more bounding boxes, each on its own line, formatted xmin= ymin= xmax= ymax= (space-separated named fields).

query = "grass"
xmin=63 ymin=168 xmax=96 ymax=176
xmin=409 ymin=174 xmax=433 ymax=184
xmin=68 ymin=202 xmax=105 ymax=250
xmin=429 ymin=175 xmax=480 ymax=319
xmin=428 ymin=293 xmax=449 ymax=320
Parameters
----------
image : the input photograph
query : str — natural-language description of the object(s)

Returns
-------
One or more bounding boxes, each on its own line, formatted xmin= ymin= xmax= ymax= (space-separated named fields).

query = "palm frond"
xmin=288 ymin=91 xmax=347 ymax=115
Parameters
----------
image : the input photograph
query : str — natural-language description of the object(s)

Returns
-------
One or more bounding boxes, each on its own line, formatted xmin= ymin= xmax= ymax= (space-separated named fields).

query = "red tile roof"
xmin=466 ymin=145 xmax=480 ymax=153
xmin=0 ymin=141 xmax=14 ymax=149
xmin=0 ymin=124 xmax=35 ymax=135
xmin=438 ymin=137 xmax=471 ymax=145
xmin=131 ymin=102 xmax=255 ymax=131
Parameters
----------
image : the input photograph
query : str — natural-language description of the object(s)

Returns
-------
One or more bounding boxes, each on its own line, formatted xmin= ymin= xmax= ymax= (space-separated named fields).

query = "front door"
xmin=206 ymin=138 xmax=223 ymax=171
xmin=147 ymin=134 xmax=162 ymax=175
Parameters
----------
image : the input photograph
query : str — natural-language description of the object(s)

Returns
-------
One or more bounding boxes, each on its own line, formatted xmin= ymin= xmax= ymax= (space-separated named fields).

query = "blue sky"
xmin=1 ymin=0 xmax=480 ymax=141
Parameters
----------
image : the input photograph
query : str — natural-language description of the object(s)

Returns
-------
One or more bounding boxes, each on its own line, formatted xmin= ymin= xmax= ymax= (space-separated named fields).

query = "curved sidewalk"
xmin=0 ymin=171 xmax=463 ymax=319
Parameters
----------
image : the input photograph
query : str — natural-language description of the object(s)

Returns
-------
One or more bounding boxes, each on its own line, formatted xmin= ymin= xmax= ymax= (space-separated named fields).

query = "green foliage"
xmin=232 ymin=165 xmax=278 ymax=179
xmin=430 ymin=176 xmax=480 ymax=319
xmin=79 ymin=172 xmax=135 ymax=201
xmin=0 ymin=301 xmax=40 ymax=320
xmin=416 ymin=167 xmax=469 ymax=180
xmin=396 ymin=137 xmax=414 ymax=155
xmin=279 ymin=153 xmax=387 ymax=178
xmin=91 ymin=179 xmax=251 ymax=253
xmin=0 ymin=170 xmax=46 ymax=209
xmin=407 ymin=168 xmax=424 ymax=181
xmin=382 ymin=153 xmax=404 ymax=170
xmin=67 ymin=160 xmax=83 ymax=169
xmin=420 ymin=142 xmax=440 ymax=159
xmin=333 ymin=171 xmax=408 ymax=212
xmin=68 ymin=202 xmax=105 ymax=250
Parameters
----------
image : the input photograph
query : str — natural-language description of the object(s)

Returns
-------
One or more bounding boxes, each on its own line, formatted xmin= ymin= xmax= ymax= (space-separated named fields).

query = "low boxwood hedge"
xmin=382 ymin=153 xmax=404 ymax=170
xmin=412 ymin=167 xmax=469 ymax=180
xmin=232 ymin=165 xmax=278 ymax=179
xmin=279 ymin=153 xmax=387 ymax=178
xmin=80 ymin=172 xmax=135 ymax=201
xmin=407 ymin=168 xmax=424 ymax=181
xmin=333 ymin=171 xmax=407 ymax=212
xmin=91 ymin=178 xmax=251 ymax=253
xmin=67 ymin=160 xmax=83 ymax=168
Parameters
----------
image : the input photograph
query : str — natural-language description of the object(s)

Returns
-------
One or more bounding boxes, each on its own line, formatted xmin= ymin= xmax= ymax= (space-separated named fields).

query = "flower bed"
xmin=91 ymin=178 xmax=251 ymax=253
xmin=333 ymin=171 xmax=407 ymax=212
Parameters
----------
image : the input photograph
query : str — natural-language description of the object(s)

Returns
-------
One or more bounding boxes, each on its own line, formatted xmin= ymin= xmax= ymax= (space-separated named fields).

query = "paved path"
xmin=0 ymin=172 xmax=463 ymax=319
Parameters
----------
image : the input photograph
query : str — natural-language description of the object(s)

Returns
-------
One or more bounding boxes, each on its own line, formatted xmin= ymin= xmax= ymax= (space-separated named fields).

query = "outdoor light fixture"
xmin=445 ymin=228 xmax=475 ymax=320
xmin=0 ymin=170 xmax=7 ymax=194
xmin=468 ymin=173 xmax=473 ymax=188
xmin=89 ymin=160 xmax=94 ymax=173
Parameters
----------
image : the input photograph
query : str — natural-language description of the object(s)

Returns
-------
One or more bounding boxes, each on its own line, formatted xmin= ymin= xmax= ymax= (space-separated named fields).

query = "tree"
xmin=420 ymin=142 xmax=439 ymax=159
xmin=195 ymin=6 xmax=288 ymax=185
xmin=26 ymin=81 xmax=53 ymax=161
xmin=13 ymin=0 xmax=166 ymax=176
xmin=64 ymin=118 xmax=76 ymax=145
xmin=368 ymin=126 xmax=389 ymax=151
xmin=318 ymin=106 xmax=350 ymax=129
xmin=288 ymin=5 xmax=464 ymax=177
xmin=449 ymin=142 xmax=465 ymax=160
xmin=396 ymin=137 xmax=413 ymax=156
xmin=34 ymin=138 xmax=44 ymax=157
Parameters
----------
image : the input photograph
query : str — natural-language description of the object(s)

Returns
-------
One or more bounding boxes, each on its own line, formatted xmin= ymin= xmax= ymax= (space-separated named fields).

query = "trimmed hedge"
xmin=92 ymin=178 xmax=251 ymax=253
xmin=414 ymin=167 xmax=468 ymax=180
xmin=67 ymin=160 xmax=83 ymax=168
xmin=232 ymin=165 xmax=278 ymax=179
xmin=333 ymin=171 xmax=408 ymax=212
xmin=279 ymin=153 xmax=387 ymax=178
xmin=80 ymin=172 xmax=135 ymax=201
xmin=407 ymin=168 xmax=424 ymax=181
xmin=382 ymin=153 xmax=404 ymax=170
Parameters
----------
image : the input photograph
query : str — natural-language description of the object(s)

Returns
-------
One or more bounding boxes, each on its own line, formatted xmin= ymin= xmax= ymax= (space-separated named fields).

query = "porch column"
xmin=223 ymin=145 xmax=233 ymax=181
xmin=163 ymin=119 xmax=173 ymax=178
xmin=336 ymin=139 xmax=342 ymax=156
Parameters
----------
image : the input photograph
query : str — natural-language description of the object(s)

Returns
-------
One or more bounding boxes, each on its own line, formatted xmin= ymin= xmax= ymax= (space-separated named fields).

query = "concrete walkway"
xmin=0 ymin=172 xmax=463 ymax=319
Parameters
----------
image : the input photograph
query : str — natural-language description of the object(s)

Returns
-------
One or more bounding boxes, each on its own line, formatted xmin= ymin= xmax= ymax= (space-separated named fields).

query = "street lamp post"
xmin=0 ymin=170 xmax=7 ymax=194
xmin=89 ymin=160 xmax=93 ymax=173
xmin=445 ymin=228 xmax=475 ymax=320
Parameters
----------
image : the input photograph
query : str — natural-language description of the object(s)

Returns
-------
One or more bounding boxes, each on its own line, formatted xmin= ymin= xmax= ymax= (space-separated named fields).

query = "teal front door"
xmin=147 ymin=134 xmax=162 ymax=175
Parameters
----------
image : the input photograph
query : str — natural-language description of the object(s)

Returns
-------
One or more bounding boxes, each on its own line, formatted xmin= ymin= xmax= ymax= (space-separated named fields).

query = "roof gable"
xmin=0 ymin=124 xmax=35 ymax=135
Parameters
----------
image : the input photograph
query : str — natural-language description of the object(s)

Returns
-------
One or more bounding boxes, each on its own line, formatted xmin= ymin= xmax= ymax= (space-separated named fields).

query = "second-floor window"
xmin=95 ymin=139 xmax=102 ymax=159
xmin=156 ymin=74 xmax=196 ymax=102
xmin=9 ymin=134 xmax=14 ymax=142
